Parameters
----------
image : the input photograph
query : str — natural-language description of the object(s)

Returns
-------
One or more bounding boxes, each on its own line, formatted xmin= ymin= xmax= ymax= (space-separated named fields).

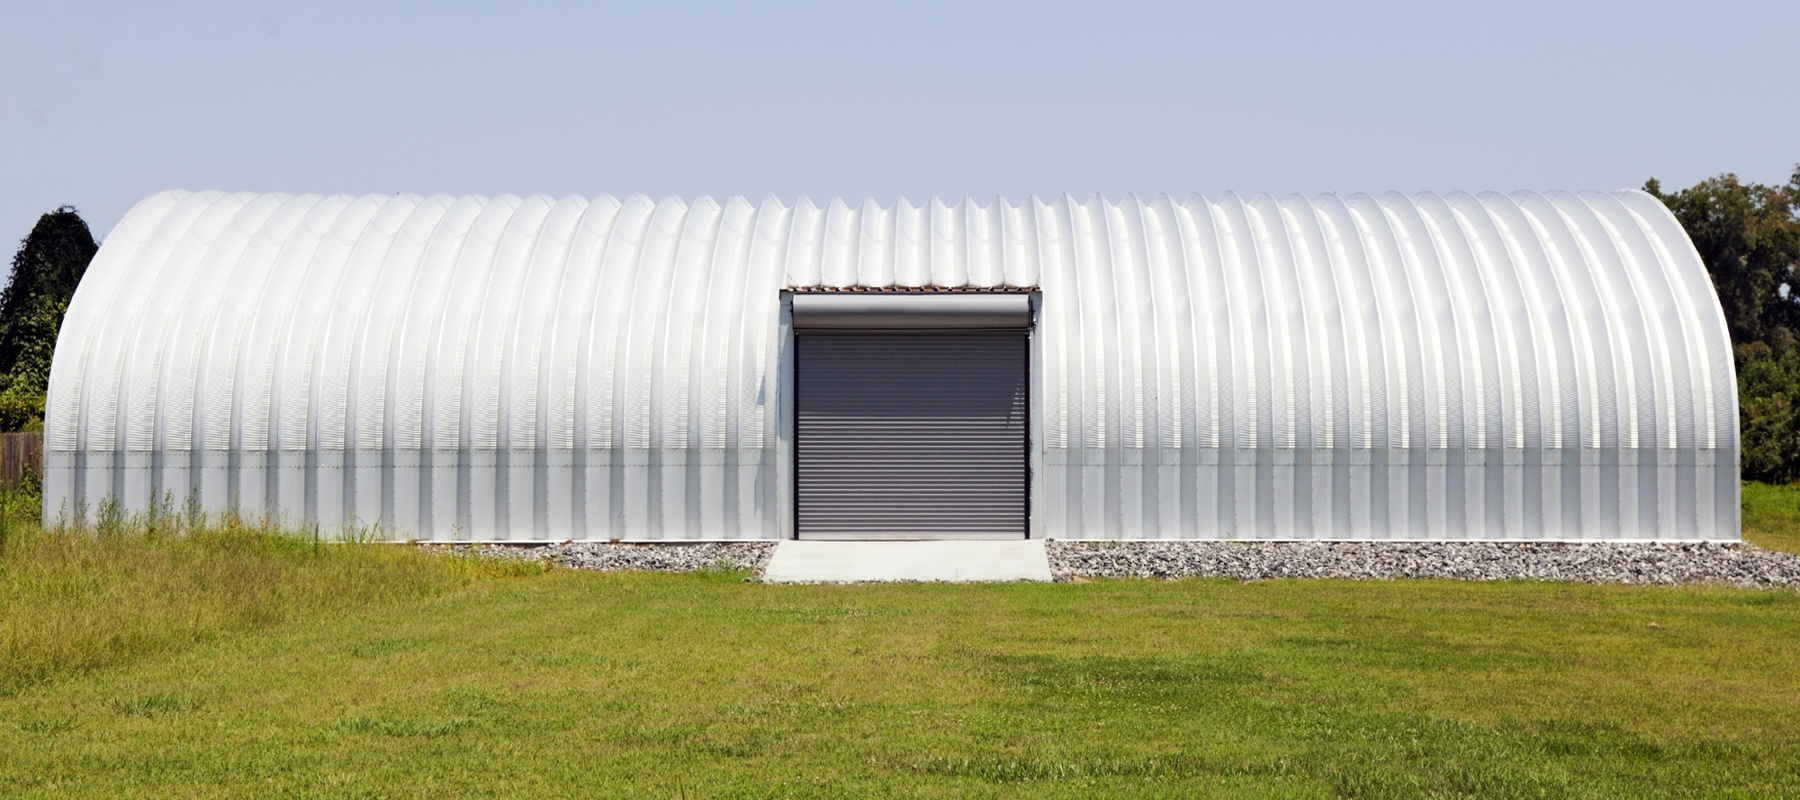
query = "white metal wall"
xmin=44 ymin=190 xmax=1737 ymax=540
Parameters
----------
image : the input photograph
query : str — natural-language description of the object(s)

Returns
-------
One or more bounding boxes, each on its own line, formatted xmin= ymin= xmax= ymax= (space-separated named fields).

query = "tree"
xmin=1644 ymin=170 xmax=1800 ymax=347
xmin=1733 ymin=342 xmax=1800 ymax=483
xmin=1647 ymin=168 xmax=1800 ymax=482
xmin=0 ymin=207 xmax=96 ymax=431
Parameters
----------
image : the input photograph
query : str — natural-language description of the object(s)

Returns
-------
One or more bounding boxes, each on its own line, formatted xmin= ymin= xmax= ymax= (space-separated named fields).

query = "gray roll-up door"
xmin=796 ymin=330 xmax=1029 ymax=540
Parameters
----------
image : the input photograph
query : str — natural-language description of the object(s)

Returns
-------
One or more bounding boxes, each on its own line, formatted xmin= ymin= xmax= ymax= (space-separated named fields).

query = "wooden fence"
xmin=1 ymin=432 xmax=41 ymax=491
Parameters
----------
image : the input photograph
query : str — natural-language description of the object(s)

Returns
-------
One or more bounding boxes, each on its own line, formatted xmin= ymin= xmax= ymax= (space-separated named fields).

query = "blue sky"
xmin=5 ymin=1 xmax=1797 ymax=242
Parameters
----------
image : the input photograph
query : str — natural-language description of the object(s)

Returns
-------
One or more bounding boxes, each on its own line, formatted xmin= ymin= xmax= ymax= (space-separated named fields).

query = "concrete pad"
xmin=762 ymin=540 xmax=1053 ymax=584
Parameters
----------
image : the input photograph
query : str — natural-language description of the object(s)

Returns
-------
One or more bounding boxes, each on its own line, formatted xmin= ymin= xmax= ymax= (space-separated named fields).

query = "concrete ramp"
xmin=762 ymin=540 xmax=1053 ymax=584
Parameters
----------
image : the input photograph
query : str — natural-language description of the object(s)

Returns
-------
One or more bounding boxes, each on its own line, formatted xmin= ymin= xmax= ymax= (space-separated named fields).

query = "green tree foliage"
xmin=1734 ymin=343 xmax=1800 ymax=481
xmin=0 ymin=207 xmax=96 ymax=432
xmin=1647 ymin=169 xmax=1800 ymax=482
xmin=1646 ymin=172 xmax=1800 ymax=346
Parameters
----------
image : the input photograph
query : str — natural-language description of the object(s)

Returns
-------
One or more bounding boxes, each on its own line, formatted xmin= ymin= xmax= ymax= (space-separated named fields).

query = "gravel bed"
xmin=1047 ymin=540 xmax=1800 ymax=589
xmin=420 ymin=541 xmax=777 ymax=574
xmin=422 ymin=539 xmax=1800 ymax=589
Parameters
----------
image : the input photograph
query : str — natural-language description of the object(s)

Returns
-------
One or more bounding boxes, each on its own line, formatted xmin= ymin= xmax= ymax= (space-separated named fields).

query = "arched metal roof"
xmin=44 ymin=190 xmax=1737 ymax=540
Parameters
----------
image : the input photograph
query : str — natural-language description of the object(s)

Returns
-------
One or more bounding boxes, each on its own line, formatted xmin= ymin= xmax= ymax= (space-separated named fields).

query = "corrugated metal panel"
xmin=44 ymin=190 xmax=1738 ymax=541
xmin=797 ymin=332 xmax=1027 ymax=539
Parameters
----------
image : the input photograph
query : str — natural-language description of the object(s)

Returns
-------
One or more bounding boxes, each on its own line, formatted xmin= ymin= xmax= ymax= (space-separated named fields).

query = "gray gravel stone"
xmin=1046 ymin=540 xmax=1800 ymax=589
xmin=423 ymin=539 xmax=1800 ymax=589
xmin=420 ymin=541 xmax=777 ymax=574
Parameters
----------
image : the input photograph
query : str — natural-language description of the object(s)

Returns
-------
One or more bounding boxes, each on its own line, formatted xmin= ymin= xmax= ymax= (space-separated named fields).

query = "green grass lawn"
xmin=1742 ymin=480 xmax=1800 ymax=554
xmin=5 ymin=563 xmax=1799 ymax=797
xmin=4 ymin=490 xmax=1800 ymax=799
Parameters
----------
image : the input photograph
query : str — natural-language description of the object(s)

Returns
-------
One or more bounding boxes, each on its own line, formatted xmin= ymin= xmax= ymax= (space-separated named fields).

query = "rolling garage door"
xmin=793 ymin=294 xmax=1031 ymax=540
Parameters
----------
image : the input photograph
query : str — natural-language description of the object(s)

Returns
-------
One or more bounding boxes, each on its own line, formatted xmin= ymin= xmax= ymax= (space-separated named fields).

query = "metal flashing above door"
xmin=790 ymin=292 xmax=1032 ymax=330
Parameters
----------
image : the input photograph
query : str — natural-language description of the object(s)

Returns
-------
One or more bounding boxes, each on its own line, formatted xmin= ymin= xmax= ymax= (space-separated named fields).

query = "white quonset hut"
xmin=44 ymin=190 xmax=1738 ymax=541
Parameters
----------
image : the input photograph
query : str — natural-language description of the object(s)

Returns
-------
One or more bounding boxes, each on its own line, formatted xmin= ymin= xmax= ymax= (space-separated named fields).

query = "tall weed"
xmin=0 ymin=487 xmax=519 ymax=695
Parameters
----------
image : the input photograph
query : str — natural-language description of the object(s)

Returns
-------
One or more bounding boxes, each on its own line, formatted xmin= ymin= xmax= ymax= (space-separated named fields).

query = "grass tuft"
xmin=335 ymin=715 xmax=475 ymax=738
xmin=0 ymin=486 xmax=530 ymax=696
xmin=107 ymin=692 xmax=205 ymax=718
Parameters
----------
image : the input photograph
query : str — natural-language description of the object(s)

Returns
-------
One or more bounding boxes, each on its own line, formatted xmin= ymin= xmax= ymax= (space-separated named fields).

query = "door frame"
xmin=776 ymin=289 xmax=1043 ymax=540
